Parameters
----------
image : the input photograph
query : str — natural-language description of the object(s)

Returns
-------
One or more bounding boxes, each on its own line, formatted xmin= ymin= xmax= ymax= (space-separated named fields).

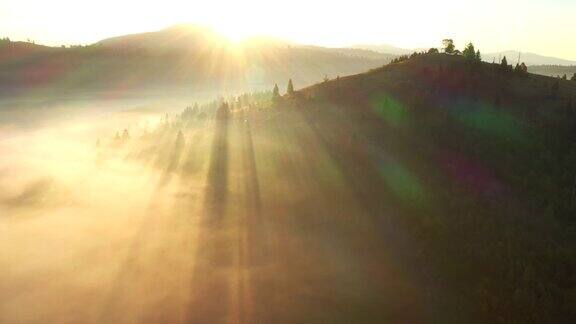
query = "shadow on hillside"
xmin=184 ymin=105 xmax=234 ymax=323
xmin=202 ymin=107 xmax=230 ymax=220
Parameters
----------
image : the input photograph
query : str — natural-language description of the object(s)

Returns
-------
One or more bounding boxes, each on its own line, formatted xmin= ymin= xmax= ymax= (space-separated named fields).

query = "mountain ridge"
xmin=0 ymin=26 xmax=396 ymax=99
xmin=352 ymin=43 xmax=576 ymax=66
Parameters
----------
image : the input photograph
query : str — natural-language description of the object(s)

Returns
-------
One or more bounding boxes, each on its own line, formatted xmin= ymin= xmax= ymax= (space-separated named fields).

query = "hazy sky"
xmin=1 ymin=0 xmax=574 ymax=60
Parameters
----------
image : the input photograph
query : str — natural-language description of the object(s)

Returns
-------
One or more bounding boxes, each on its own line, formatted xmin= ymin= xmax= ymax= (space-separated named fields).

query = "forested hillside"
xmin=284 ymin=53 xmax=576 ymax=322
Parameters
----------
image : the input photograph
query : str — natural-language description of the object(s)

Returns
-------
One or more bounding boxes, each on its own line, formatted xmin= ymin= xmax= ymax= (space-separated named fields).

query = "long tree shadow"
xmin=157 ymin=130 xmax=186 ymax=188
xmin=97 ymin=184 xmax=171 ymax=323
xmin=97 ymin=128 xmax=204 ymax=323
xmin=184 ymin=102 xmax=233 ymax=323
xmin=241 ymin=116 xmax=262 ymax=223
xmin=293 ymin=102 xmax=479 ymax=322
xmin=229 ymin=111 xmax=268 ymax=323
xmin=202 ymin=103 xmax=231 ymax=221
xmin=180 ymin=123 xmax=209 ymax=178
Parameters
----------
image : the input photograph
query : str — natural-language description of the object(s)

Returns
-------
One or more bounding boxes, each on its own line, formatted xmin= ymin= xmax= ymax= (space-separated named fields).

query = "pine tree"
xmin=462 ymin=42 xmax=476 ymax=61
xmin=272 ymin=84 xmax=280 ymax=98
xmin=217 ymin=102 xmax=231 ymax=120
xmin=442 ymin=39 xmax=455 ymax=54
xmin=500 ymin=56 xmax=509 ymax=73
xmin=571 ymin=73 xmax=576 ymax=81
xmin=475 ymin=50 xmax=481 ymax=63
xmin=520 ymin=63 xmax=528 ymax=75
xmin=287 ymin=79 xmax=295 ymax=96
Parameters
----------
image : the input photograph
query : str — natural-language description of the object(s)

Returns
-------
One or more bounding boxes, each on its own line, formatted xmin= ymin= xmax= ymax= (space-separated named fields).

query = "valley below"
xmin=2 ymin=51 xmax=576 ymax=324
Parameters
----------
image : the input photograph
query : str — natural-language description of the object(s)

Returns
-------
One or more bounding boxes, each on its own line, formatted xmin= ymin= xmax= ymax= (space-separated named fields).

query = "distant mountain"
xmin=303 ymin=45 xmax=396 ymax=60
xmin=483 ymin=50 xmax=576 ymax=66
xmin=351 ymin=44 xmax=413 ymax=56
xmin=353 ymin=44 xmax=576 ymax=67
xmin=96 ymin=24 xmax=227 ymax=50
xmin=0 ymin=25 xmax=395 ymax=98
xmin=527 ymin=65 xmax=576 ymax=77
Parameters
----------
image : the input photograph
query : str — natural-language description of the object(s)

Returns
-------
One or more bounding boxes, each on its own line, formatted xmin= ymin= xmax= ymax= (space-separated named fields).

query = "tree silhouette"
xmin=475 ymin=50 xmax=481 ymax=63
xmin=287 ymin=79 xmax=295 ymax=96
xmin=175 ymin=130 xmax=185 ymax=150
xmin=462 ymin=42 xmax=476 ymax=61
xmin=272 ymin=84 xmax=281 ymax=104
xmin=217 ymin=102 xmax=231 ymax=120
xmin=514 ymin=62 xmax=528 ymax=76
xmin=391 ymin=55 xmax=409 ymax=63
xmin=571 ymin=73 xmax=576 ymax=81
xmin=443 ymin=39 xmax=455 ymax=54
xmin=500 ymin=56 xmax=511 ymax=73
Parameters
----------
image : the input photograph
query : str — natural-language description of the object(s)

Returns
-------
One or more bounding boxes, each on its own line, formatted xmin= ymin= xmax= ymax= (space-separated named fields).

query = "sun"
xmin=220 ymin=29 xmax=250 ymax=44
xmin=210 ymin=23 xmax=255 ymax=44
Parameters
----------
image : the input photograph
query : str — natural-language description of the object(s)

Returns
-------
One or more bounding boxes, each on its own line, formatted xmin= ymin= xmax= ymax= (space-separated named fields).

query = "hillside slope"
xmin=269 ymin=53 xmax=576 ymax=322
